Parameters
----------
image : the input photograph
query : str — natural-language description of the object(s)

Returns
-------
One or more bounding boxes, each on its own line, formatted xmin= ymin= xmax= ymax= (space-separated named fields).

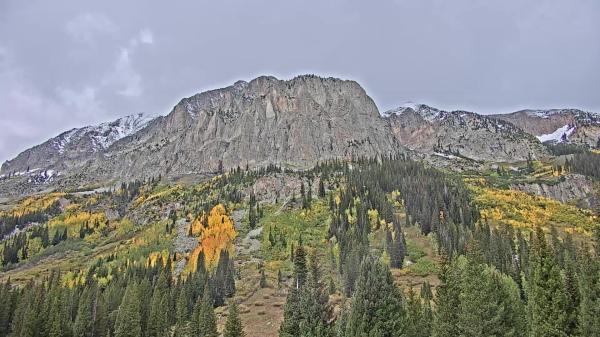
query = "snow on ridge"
xmin=524 ymin=108 xmax=598 ymax=119
xmin=536 ymin=124 xmax=576 ymax=143
xmin=52 ymin=129 xmax=80 ymax=154
xmin=88 ymin=112 xmax=159 ymax=149
xmin=51 ymin=113 xmax=159 ymax=152
xmin=525 ymin=109 xmax=561 ymax=119
xmin=382 ymin=102 xmax=443 ymax=122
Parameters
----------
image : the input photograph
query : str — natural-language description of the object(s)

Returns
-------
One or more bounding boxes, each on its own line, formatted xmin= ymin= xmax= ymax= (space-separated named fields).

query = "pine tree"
xmin=300 ymin=182 xmax=306 ymax=209
xmin=497 ymin=271 xmax=527 ymax=337
xmin=318 ymin=177 xmax=326 ymax=198
xmin=175 ymin=286 xmax=190 ymax=329
xmin=457 ymin=257 xmax=505 ymax=337
xmin=73 ymin=287 xmax=93 ymax=337
xmin=385 ymin=228 xmax=404 ymax=268
xmin=528 ymin=227 xmax=568 ymax=337
xmin=133 ymin=278 xmax=150 ymax=337
xmin=197 ymin=289 xmax=217 ymax=337
xmin=420 ymin=281 xmax=433 ymax=302
xmin=405 ymin=288 xmax=430 ymax=337
xmin=280 ymin=251 xmax=331 ymax=337
xmin=432 ymin=258 xmax=461 ymax=337
xmin=0 ymin=281 xmax=13 ymax=337
xmin=47 ymin=289 xmax=71 ymax=337
xmin=577 ymin=250 xmax=600 ymax=336
xmin=293 ymin=245 xmax=307 ymax=289
xmin=114 ymin=282 xmax=142 ymax=337
xmin=147 ymin=275 xmax=168 ymax=337
xmin=248 ymin=192 xmax=257 ymax=230
xmin=19 ymin=286 xmax=44 ymax=337
xmin=277 ymin=269 xmax=283 ymax=288
xmin=563 ymin=256 xmax=580 ymax=336
xmin=259 ymin=263 xmax=267 ymax=288
xmin=307 ymin=182 xmax=313 ymax=209
xmin=223 ymin=302 xmax=245 ymax=337
xmin=279 ymin=288 xmax=301 ymax=337
xmin=343 ymin=257 xmax=405 ymax=337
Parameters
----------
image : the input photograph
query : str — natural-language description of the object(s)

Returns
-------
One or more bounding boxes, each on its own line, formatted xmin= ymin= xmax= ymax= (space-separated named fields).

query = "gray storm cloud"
xmin=0 ymin=0 xmax=598 ymax=163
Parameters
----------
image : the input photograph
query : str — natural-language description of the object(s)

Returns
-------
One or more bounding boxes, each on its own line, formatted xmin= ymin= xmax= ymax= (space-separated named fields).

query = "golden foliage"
xmin=147 ymin=250 xmax=169 ymax=267
xmin=3 ymin=192 xmax=64 ymax=218
xmin=48 ymin=211 xmax=106 ymax=237
xmin=474 ymin=187 xmax=597 ymax=235
xmin=188 ymin=204 xmax=237 ymax=273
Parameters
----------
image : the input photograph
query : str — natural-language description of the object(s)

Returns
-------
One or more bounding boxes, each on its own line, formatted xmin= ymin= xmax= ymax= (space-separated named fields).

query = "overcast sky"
xmin=1 ymin=0 xmax=599 ymax=163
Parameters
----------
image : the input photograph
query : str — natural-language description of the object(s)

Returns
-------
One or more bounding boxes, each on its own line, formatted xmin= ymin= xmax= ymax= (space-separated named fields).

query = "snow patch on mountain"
xmin=537 ymin=124 xmax=576 ymax=143
xmin=525 ymin=109 xmax=562 ymax=119
xmin=523 ymin=109 xmax=600 ymax=121
xmin=382 ymin=102 xmax=443 ymax=122
xmin=51 ymin=113 xmax=158 ymax=153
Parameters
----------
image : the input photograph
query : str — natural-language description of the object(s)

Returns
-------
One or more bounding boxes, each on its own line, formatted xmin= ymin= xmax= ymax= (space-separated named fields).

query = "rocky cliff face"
xmin=383 ymin=104 xmax=548 ymax=162
xmin=1 ymin=75 xmax=401 ymax=193
xmin=511 ymin=174 xmax=597 ymax=209
xmin=86 ymin=75 xmax=401 ymax=182
xmin=491 ymin=109 xmax=600 ymax=147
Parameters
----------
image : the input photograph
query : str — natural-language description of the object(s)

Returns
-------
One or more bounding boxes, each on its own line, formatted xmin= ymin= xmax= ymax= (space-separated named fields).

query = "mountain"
xmin=383 ymin=103 xmax=547 ymax=162
xmin=491 ymin=109 xmax=600 ymax=147
xmin=1 ymin=75 xmax=401 ymax=194
xmin=1 ymin=113 xmax=159 ymax=177
xmin=8 ymin=75 xmax=598 ymax=198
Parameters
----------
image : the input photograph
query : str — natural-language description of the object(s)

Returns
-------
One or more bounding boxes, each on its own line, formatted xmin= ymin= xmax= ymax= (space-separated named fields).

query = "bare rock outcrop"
xmin=511 ymin=174 xmax=597 ymax=208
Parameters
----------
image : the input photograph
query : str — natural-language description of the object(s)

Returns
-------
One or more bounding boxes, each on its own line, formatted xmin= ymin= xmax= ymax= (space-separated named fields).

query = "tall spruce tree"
xmin=577 ymin=250 xmax=600 ymax=336
xmin=147 ymin=276 xmax=169 ymax=337
xmin=0 ymin=281 xmax=13 ymax=337
xmin=47 ymin=288 xmax=71 ymax=337
xmin=197 ymin=290 xmax=217 ymax=337
xmin=343 ymin=257 xmax=405 ymax=337
xmin=114 ymin=282 xmax=142 ymax=337
xmin=293 ymin=245 xmax=307 ymax=289
xmin=405 ymin=288 xmax=431 ymax=337
xmin=73 ymin=286 xmax=94 ymax=337
xmin=528 ymin=227 xmax=568 ymax=337
xmin=280 ymin=250 xmax=331 ymax=337
xmin=224 ymin=302 xmax=245 ymax=337
xmin=432 ymin=258 xmax=461 ymax=337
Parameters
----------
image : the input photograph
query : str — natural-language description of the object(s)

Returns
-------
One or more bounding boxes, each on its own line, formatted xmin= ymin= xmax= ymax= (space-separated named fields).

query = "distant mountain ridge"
xmin=491 ymin=109 xmax=600 ymax=147
xmin=1 ymin=113 xmax=159 ymax=178
xmin=384 ymin=103 xmax=547 ymax=162
xmin=1 ymin=75 xmax=598 ymax=197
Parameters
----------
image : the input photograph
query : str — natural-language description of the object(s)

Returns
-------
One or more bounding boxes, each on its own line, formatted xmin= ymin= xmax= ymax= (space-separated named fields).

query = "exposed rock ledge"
xmin=512 ymin=174 xmax=597 ymax=209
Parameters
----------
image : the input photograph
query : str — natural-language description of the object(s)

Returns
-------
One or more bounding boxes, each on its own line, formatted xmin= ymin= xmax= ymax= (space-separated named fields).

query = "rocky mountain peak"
xmin=384 ymin=103 xmax=547 ymax=162
xmin=1 ymin=112 xmax=159 ymax=177
xmin=382 ymin=102 xmax=443 ymax=122
xmin=0 ymin=75 xmax=403 ymax=197
xmin=491 ymin=108 xmax=600 ymax=147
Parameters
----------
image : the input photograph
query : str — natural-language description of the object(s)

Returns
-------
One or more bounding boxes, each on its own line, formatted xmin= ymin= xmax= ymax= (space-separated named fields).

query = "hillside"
xmin=1 ymin=154 xmax=599 ymax=336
